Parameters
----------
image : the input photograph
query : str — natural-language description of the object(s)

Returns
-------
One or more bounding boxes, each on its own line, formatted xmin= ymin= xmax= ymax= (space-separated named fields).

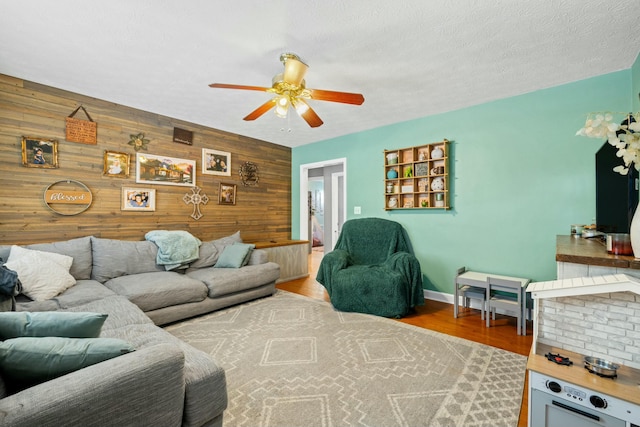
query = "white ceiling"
xmin=1 ymin=1 xmax=639 ymax=148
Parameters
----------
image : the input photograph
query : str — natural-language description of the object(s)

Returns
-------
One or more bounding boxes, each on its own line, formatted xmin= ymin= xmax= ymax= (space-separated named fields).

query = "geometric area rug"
xmin=166 ymin=290 xmax=527 ymax=427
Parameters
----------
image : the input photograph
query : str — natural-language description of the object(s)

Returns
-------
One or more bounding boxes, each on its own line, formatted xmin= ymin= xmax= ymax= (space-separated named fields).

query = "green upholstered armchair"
xmin=316 ymin=217 xmax=424 ymax=318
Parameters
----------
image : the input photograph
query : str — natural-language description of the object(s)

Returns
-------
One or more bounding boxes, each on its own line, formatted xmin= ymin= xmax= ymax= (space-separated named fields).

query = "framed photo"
xmin=136 ymin=153 xmax=195 ymax=187
xmin=121 ymin=187 xmax=156 ymax=211
xmin=202 ymin=148 xmax=231 ymax=176
xmin=218 ymin=182 xmax=236 ymax=205
xmin=21 ymin=136 xmax=59 ymax=168
xmin=103 ymin=150 xmax=130 ymax=178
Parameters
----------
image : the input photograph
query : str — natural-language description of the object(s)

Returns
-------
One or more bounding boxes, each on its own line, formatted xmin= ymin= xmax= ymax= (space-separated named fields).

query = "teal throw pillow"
xmin=214 ymin=243 xmax=255 ymax=268
xmin=0 ymin=337 xmax=135 ymax=384
xmin=0 ymin=312 xmax=108 ymax=340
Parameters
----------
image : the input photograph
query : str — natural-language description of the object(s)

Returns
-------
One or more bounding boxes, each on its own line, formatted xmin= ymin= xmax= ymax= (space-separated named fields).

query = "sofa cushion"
xmin=188 ymin=231 xmax=243 ymax=269
xmin=103 ymin=272 xmax=208 ymax=312
xmin=187 ymin=262 xmax=280 ymax=297
xmin=54 ymin=279 xmax=118 ymax=309
xmin=188 ymin=241 xmax=219 ymax=269
xmin=213 ymin=230 xmax=242 ymax=246
xmin=66 ymin=294 xmax=154 ymax=331
xmin=247 ymin=248 xmax=268 ymax=265
xmin=15 ymin=296 xmax=60 ymax=313
xmin=0 ymin=311 xmax=107 ymax=339
xmin=26 ymin=237 xmax=93 ymax=280
xmin=91 ymin=237 xmax=163 ymax=283
xmin=214 ymin=243 xmax=255 ymax=268
xmin=5 ymin=246 xmax=76 ymax=301
xmin=0 ymin=337 xmax=134 ymax=388
xmin=0 ymin=237 xmax=92 ymax=281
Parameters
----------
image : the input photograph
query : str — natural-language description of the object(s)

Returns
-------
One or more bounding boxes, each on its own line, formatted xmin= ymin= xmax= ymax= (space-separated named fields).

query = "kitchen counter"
xmin=556 ymin=235 xmax=640 ymax=270
xmin=527 ymin=343 xmax=640 ymax=406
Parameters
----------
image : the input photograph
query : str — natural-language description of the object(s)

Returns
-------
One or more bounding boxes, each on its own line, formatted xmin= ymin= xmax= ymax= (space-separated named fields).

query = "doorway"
xmin=299 ymin=158 xmax=347 ymax=254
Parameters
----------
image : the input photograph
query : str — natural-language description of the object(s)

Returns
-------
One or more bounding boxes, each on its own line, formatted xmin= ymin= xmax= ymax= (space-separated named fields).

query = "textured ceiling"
xmin=1 ymin=1 xmax=639 ymax=148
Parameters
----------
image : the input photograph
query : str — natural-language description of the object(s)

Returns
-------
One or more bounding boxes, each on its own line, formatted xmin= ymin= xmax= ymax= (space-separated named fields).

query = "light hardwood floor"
xmin=276 ymin=250 xmax=530 ymax=427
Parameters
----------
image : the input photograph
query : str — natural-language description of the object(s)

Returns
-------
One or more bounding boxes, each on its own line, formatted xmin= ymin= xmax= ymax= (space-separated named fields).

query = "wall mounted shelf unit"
xmin=384 ymin=139 xmax=450 ymax=210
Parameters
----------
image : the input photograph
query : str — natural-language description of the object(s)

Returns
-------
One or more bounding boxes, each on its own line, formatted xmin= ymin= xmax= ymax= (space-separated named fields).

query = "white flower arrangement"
xmin=577 ymin=113 xmax=640 ymax=175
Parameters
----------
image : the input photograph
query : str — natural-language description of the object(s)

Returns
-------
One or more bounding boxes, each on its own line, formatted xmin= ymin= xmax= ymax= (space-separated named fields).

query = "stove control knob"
xmin=547 ymin=381 xmax=562 ymax=393
xmin=590 ymin=395 xmax=607 ymax=409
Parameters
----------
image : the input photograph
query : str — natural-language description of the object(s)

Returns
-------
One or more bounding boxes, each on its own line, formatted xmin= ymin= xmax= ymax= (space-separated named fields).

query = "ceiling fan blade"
xmin=209 ymin=83 xmax=271 ymax=92
xmin=307 ymin=89 xmax=365 ymax=105
xmin=243 ymin=99 xmax=276 ymax=121
xmin=294 ymin=99 xmax=323 ymax=128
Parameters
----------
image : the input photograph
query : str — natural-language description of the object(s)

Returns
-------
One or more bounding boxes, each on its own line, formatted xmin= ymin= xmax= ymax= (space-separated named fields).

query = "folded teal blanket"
xmin=145 ymin=230 xmax=201 ymax=271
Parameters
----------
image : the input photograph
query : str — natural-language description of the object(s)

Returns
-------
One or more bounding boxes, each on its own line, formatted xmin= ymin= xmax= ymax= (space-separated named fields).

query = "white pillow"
xmin=5 ymin=245 xmax=76 ymax=301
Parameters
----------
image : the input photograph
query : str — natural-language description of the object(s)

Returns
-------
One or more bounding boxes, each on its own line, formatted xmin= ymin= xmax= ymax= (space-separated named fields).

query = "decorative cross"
xmin=183 ymin=186 xmax=209 ymax=220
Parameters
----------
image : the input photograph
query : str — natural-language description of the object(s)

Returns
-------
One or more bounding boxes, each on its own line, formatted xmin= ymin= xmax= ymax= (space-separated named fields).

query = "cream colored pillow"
xmin=5 ymin=245 xmax=76 ymax=301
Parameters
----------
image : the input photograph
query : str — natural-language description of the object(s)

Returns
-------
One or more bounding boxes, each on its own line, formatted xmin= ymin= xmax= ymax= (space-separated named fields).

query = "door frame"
xmin=330 ymin=171 xmax=344 ymax=250
xmin=299 ymin=157 xmax=347 ymax=242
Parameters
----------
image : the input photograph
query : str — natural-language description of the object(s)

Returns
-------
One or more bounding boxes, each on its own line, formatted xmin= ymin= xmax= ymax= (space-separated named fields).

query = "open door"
xmin=299 ymin=158 xmax=346 ymax=253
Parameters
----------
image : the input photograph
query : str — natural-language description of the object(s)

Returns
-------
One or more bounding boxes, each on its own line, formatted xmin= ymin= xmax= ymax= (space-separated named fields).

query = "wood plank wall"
xmin=0 ymin=74 xmax=292 ymax=245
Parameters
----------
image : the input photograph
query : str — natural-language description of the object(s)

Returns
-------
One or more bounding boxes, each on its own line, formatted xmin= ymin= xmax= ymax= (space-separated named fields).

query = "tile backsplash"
xmin=537 ymin=291 xmax=640 ymax=369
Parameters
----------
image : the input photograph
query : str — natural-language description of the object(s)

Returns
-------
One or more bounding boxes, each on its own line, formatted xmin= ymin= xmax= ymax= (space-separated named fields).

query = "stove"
xmin=545 ymin=352 xmax=573 ymax=366
xmin=529 ymin=371 xmax=639 ymax=427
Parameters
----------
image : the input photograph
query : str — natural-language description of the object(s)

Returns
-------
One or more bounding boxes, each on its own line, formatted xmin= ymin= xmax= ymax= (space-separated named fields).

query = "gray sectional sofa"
xmin=0 ymin=232 xmax=281 ymax=427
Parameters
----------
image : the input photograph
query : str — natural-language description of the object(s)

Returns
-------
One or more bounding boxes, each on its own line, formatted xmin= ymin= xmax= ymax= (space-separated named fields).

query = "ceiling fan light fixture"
xmin=274 ymin=94 xmax=290 ymax=118
xmin=292 ymin=98 xmax=310 ymax=115
xmin=280 ymin=53 xmax=308 ymax=86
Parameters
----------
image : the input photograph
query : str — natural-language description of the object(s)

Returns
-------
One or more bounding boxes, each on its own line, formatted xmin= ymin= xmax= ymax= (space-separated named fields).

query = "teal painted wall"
xmin=292 ymin=70 xmax=633 ymax=295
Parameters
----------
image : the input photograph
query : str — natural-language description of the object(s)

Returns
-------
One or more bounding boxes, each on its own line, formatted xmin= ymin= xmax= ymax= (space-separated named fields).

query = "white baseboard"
xmin=423 ymin=290 xmax=515 ymax=315
xmin=424 ymin=289 xmax=453 ymax=304
xmin=424 ymin=289 xmax=484 ymax=310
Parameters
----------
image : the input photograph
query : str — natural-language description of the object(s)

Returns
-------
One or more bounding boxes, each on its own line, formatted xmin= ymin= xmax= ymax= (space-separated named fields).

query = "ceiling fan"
xmin=209 ymin=53 xmax=364 ymax=128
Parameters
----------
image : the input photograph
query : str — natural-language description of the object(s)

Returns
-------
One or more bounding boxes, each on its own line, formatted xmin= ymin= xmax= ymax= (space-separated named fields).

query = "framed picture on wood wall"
xmin=218 ymin=182 xmax=236 ymax=205
xmin=103 ymin=150 xmax=130 ymax=178
xmin=121 ymin=187 xmax=156 ymax=211
xmin=202 ymin=148 xmax=231 ymax=176
xmin=136 ymin=153 xmax=196 ymax=187
xmin=21 ymin=136 xmax=59 ymax=168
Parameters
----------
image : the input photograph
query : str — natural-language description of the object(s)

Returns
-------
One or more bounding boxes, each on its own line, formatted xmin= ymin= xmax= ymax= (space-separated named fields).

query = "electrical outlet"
xmin=354 ymin=206 xmax=361 ymax=214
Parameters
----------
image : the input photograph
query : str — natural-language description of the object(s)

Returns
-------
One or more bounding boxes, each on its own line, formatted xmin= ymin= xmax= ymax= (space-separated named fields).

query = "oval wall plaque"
xmin=43 ymin=180 xmax=93 ymax=215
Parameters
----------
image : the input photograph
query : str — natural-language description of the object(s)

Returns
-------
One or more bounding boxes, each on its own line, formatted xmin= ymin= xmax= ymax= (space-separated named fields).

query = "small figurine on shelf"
xmin=404 ymin=166 xmax=413 ymax=177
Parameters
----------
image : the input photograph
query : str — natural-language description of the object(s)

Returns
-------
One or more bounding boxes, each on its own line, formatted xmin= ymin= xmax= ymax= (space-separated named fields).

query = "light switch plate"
xmin=354 ymin=206 xmax=361 ymax=214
